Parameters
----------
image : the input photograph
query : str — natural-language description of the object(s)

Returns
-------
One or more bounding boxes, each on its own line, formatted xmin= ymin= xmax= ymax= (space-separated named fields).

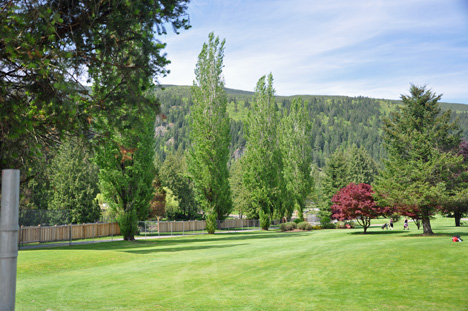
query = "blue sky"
xmin=159 ymin=0 xmax=468 ymax=104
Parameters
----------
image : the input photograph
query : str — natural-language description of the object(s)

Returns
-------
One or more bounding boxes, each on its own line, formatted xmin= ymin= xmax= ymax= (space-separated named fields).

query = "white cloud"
xmin=159 ymin=0 xmax=468 ymax=104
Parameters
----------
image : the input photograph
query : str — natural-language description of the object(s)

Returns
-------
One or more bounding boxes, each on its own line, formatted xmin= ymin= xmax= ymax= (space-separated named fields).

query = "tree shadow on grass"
xmin=21 ymin=231 xmax=311 ymax=252
xmin=121 ymin=243 xmax=247 ymax=254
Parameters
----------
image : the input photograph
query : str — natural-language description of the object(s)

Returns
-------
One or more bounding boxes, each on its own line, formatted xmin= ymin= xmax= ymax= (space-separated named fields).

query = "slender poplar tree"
xmin=188 ymin=33 xmax=232 ymax=233
xmin=241 ymin=74 xmax=281 ymax=229
xmin=279 ymin=97 xmax=313 ymax=220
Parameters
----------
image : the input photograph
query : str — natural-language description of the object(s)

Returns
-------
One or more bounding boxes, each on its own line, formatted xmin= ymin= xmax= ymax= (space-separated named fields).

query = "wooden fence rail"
xmin=18 ymin=219 xmax=268 ymax=244
xmin=19 ymin=222 xmax=120 ymax=244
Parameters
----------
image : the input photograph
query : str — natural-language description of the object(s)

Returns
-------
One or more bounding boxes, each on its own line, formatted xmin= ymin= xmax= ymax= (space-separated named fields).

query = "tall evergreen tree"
xmin=49 ymin=137 xmax=101 ymax=223
xmin=187 ymin=33 xmax=232 ymax=232
xmin=280 ymin=97 xmax=313 ymax=220
xmin=374 ymin=85 xmax=461 ymax=235
xmin=241 ymin=74 xmax=281 ymax=229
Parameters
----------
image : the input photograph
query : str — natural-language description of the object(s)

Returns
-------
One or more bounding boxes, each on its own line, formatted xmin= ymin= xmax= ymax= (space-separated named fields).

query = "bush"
xmin=259 ymin=210 xmax=270 ymax=230
xmin=312 ymin=225 xmax=322 ymax=230
xmin=321 ymin=223 xmax=336 ymax=229
xmin=205 ymin=212 xmax=217 ymax=234
xmin=118 ymin=210 xmax=138 ymax=241
xmin=293 ymin=218 xmax=302 ymax=224
xmin=297 ymin=222 xmax=313 ymax=231
xmin=320 ymin=215 xmax=331 ymax=226
xmin=280 ymin=222 xmax=297 ymax=231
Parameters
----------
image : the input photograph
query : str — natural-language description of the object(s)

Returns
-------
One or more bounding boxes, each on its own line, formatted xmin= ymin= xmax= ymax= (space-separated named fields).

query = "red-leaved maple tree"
xmin=331 ymin=183 xmax=391 ymax=233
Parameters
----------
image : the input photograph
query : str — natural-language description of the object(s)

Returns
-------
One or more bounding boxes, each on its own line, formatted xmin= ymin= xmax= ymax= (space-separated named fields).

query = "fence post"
xmin=0 ymin=169 xmax=20 ymax=311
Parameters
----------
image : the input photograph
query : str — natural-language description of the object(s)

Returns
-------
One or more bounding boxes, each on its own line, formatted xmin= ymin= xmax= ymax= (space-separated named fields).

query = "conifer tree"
xmin=374 ymin=85 xmax=461 ymax=235
xmin=188 ymin=33 xmax=232 ymax=232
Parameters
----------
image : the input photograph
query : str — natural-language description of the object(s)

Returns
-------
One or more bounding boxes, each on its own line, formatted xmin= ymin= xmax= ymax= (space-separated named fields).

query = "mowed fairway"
xmin=16 ymin=217 xmax=467 ymax=311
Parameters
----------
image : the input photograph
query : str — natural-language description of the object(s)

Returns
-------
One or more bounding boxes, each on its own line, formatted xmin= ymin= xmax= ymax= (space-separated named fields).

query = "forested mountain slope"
xmin=153 ymin=85 xmax=468 ymax=167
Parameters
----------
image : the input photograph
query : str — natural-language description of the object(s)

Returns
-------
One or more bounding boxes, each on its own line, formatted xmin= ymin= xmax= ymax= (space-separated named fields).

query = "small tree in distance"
xmin=331 ymin=183 xmax=391 ymax=233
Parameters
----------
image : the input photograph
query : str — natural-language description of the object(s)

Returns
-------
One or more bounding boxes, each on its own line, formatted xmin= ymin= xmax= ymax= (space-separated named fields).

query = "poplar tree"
xmin=279 ymin=97 xmax=313 ymax=220
xmin=241 ymin=74 xmax=281 ymax=229
xmin=374 ymin=85 xmax=461 ymax=235
xmin=188 ymin=33 xmax=232 ymax=233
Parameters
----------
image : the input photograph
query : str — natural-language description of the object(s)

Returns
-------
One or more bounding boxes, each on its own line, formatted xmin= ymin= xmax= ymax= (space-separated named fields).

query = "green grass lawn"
xmin=16 ymin=217 xmax=467 ymax=311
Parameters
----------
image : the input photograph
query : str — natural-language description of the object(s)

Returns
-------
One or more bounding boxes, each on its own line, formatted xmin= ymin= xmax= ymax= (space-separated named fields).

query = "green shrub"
xmin=297 ymin=222 xmax=313 ymax=231
xmin=293 ymin=218 xmax=302 ymax=224
xmin=205 ymin=212 xmax=217 ymax=234
xmin=320 ymin=215 xmax=331 ymax=226
xmin=259 ymin=210 xmax=270 ymax=230
xmin=321 ymin=222 xmax=336 ymax=229
xmin=311 ymin=225 xmax=322 ymax=230
xmin=280 ymin=222 xmax=297 ymax=231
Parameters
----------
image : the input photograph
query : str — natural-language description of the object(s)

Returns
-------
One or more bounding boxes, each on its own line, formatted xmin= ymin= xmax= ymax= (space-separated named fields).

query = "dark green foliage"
xmin=259 ymin=209 xmax=271 ymax=230
xmin=159 ymin=150 xmax=197 ymax=219
xmin=293 ymin=219 xmax=302 ymax=224
xmin=48 ymin=137 xmax=100 ymax=223
xmin=321 ymin=223 xmax=336 ymax=229
xmin=0 ymin=0 xmax=190 ymax=182
xmin=279 ymin=222 xmax=297 ymax=231
xmin=375 ymin=85 xmax=462 ymax=235
xmin=297 ymin=222 xmax=313 ymax=231
xmin=320 ymin=215 xmax=332 ymax=226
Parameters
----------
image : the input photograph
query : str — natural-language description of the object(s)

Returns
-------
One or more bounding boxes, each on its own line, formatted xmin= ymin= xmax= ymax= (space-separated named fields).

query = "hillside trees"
xmin=241 ymin=74 xmax=282 ymax=229
xmin=0 ymin=0 xmax=190 ymax=183
xmin=279 ymin=97 xmax=313 ymax=221
xmin=374 ymin=85 xmax=462 ymax=235
xmin=188 ymin=33 xmax=232 ymax=232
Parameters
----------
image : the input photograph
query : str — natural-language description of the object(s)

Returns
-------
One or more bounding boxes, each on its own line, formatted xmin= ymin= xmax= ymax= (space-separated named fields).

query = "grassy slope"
xmin=16 ymin=217 xmax=467 ymax=311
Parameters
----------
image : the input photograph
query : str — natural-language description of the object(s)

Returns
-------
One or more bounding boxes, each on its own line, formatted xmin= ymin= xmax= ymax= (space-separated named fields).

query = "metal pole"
xmin=0 ymin=169 xmax=20 ymax=311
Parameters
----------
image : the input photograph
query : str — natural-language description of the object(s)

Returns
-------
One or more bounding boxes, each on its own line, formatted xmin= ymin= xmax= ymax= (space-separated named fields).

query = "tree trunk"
xmin=421 ymin=215 xmax=434 ymax=235
xmin=454 ymin=210 xmax=461 ymax=227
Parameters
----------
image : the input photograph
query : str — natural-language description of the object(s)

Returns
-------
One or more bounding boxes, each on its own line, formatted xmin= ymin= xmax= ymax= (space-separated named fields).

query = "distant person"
xmin=381 ymin=223 xmax=388 ymax=230
xmin=389 ymin=218 xmax=393 ymax=230
xmin=403 ymin=217 xmax=409 ymax=230
xmin=452 ymin=235 xmax=463 ymax=242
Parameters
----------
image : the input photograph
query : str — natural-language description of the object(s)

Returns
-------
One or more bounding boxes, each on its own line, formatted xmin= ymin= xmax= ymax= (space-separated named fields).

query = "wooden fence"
xmin=140 ymin=219 xmax=263 ymax=234
xmin=19 ymin=222 xmax=120 ymax=244
xmin=18 ymin=219 xmax=269 ymax=244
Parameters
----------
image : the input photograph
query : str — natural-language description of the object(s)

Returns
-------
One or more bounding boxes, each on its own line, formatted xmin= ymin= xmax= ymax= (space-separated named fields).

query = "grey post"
xmin=0 ymin=169 xmax=20 ymax=311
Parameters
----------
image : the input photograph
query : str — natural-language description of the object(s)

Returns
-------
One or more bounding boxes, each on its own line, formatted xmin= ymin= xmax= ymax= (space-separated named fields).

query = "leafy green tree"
xmin=188 ymin=33 xmax=232 ymax=230
xmin=374 ymin=85 xmax=461 ymax=235
xmin=279 ymin=97 xmax=313 ymax=221
xmin=439 ymin=140 xmax=468 ymax=226
xmin=0 ymin=0 xmax=189 ymax=181
xmin=159 ymin=150 xmax=196 ymax=219
xmin=229 ymin=159 xmax=251 ymax=219
xmin=48 ymin=137 xmax=101 ymax=223
xmin=95 ymin=111 xmax=156 ymax=240
xmin=241 ymin=74 xmax=281 ymax=229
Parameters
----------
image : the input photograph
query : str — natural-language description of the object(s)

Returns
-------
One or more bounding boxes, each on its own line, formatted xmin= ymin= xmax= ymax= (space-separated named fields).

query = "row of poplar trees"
xmin=189 ymin=33 xmax=314 ymax=231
